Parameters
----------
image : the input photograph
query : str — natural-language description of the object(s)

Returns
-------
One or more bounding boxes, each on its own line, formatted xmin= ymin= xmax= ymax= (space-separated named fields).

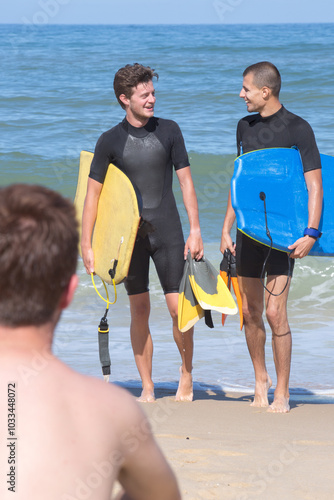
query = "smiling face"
xmin=239 ymin=72 xmax=267 ymax=115
xmin=120 ymin=80 xmax=156 ymax=127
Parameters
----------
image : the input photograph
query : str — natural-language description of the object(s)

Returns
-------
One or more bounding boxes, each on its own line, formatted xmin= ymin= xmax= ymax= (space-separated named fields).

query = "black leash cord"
xmin=259 ymin=192 xmax=292 ymax=297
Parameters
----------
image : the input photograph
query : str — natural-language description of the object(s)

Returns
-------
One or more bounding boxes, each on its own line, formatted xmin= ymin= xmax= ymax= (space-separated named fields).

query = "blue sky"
xmin=2 ymin=0 xmax=334 ymax=24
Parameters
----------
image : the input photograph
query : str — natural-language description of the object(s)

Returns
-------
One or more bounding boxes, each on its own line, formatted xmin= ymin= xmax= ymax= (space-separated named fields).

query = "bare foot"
xmin=175 ymin=366 xmax=193 ymax=402
xmin=267 ymin=396 xmax=290 ymax=413
xmin=250 ymin=375 xmax=272 ymax=407
xmin=136 ymin=387 xmax=156 ymax=403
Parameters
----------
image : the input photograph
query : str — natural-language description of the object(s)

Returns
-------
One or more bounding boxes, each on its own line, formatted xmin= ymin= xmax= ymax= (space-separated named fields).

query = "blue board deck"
xmin=231 ymin=148 xmax=334 ymax=256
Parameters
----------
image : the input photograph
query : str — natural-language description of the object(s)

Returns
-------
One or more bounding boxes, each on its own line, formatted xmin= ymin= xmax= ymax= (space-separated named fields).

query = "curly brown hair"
xmin=113 ymin=63 xmax=159 ymax=109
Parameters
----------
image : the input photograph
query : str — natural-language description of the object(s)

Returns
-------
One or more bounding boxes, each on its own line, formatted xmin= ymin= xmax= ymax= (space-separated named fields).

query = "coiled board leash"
xmin=259 ymin=192 xmax=293 ymax=297
xmin=91 ymin=259 xmax=118 ymax=382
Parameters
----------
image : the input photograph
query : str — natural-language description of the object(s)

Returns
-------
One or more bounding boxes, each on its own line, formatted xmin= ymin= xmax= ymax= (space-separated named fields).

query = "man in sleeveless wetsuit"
xmin=221 ymin=62 xmax=323 ymax=413
xmin=82 ymin=64 xmax=203 ymax=402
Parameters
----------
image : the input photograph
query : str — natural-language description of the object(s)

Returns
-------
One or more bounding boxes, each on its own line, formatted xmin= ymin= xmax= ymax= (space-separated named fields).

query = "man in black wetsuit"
xmin=221 ymin=62 xmax=323 ymax=413
xmin=81 ymin=63 xmax=203 ymax=402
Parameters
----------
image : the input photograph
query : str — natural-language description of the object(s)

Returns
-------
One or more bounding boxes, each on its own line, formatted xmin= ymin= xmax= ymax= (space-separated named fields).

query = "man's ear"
xmin=262 ymin=86 xmax=271 ymax=100
xmin=119 ymin=93 xmax=129 ymax=108
xmin=59 ymin=274 xmax=79 ymax=310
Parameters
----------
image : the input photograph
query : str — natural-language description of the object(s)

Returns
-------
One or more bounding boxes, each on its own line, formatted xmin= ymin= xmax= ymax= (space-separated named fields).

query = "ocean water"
xmin=1 ymin=23 xmax=334 ymax=397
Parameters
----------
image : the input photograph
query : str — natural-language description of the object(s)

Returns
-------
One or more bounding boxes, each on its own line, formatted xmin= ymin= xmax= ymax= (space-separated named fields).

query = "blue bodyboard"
xmin=231 ymin=148 xmax=334 ymax=256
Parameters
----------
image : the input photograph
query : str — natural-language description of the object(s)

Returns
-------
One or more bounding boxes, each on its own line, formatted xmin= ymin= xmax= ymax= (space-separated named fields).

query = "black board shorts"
xmin=236 ymin=230 xmax=294 ymax=278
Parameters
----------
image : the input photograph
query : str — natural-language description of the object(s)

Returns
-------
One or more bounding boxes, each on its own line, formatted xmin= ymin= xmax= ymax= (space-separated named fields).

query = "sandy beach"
xmin=128 ymin=388 xmax=334 ymax=500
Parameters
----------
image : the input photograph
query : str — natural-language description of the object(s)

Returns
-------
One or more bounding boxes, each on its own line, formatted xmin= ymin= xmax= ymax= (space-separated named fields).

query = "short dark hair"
xmin=113 ymin=63 xmax=159 ymax=109
xmin=0 ymin=184 xmax=78 ymax=327
xmin=243 ymin=61 xmax=281 ymax=97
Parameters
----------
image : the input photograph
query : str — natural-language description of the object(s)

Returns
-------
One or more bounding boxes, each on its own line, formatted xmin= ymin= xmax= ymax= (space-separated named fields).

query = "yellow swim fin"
xmin=178 ymin=257 xmax=204 ymax=333
xmin=188 ymin=256 xmax=237 ymax=316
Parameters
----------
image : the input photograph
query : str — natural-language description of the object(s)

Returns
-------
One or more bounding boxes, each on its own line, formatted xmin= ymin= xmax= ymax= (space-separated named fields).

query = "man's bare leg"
xmin=238 ymin=276 xmax=272 ymax=407
xmin=129 ymin=292 xmax=155 ymax=402
xmin=165 ymin=292 xmax=194 ymax=401
xmin=265 ymin=275 xmax=291 ymax=413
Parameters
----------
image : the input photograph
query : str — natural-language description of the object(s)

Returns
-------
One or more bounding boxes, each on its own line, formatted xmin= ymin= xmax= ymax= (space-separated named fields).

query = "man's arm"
xmin=220 ymin=188 xmax=237 ymax=256
xmin=176 ymin=166 xmax=203 ymax=260
xmin=114 ymin=400 xmax=181 ymax=500
xmin=288 ymin=168 xmax=323 ymax=258
xmin=115 ymin=434 xmax=181 ymax=500
xmin=81 ymin=177 xmax=103 ymax=274
xmin=220 ymin=121 xmax=241 ymax=256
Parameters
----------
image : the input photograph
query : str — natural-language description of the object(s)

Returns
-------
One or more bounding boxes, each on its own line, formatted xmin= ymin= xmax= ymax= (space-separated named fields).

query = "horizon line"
xmin=1 ymin=21 xmax=334 ymax=26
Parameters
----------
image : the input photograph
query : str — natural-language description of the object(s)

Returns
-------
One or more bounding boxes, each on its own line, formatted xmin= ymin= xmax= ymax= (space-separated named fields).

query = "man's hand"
xmin=220 ymin=188 xmax=237 ymax=257
xmin=82 ymin=246 xmax=95 ymax=274
xmin=220 ymin=232 xmax=236 ymax=257
xmin=288 ymin=235 xmax=315 ymax=259
xmin=80 ymin=178 xmax=103 ymax=274
xmin=184 ymin=229 xmax=204 ymax=260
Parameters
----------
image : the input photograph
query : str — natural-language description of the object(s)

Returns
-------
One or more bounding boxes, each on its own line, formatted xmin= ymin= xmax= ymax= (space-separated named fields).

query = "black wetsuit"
xmin=236 ymin=106 xmax=322 ymax=278
xmin=89 ymin=117 xmax=189 ymax=295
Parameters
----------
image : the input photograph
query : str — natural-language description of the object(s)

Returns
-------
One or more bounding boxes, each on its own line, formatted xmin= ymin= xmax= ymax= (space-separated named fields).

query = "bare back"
xmin=0 ymin=350 xmax=180 ymax=500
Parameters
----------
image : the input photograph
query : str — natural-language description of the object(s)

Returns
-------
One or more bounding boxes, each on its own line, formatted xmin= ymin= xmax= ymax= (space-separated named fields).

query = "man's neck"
xmin=125 ymin=113 xmax=149 ymax=128
xmin=0 ymin=323 xmax=54 ymax=356
xmin=259 ymin=100 xmax=282 ymax=118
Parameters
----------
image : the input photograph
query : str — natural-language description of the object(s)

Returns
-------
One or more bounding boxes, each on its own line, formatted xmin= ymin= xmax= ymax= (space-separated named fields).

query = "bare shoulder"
xmin=60 ymin=361 xmax=146 ymax=427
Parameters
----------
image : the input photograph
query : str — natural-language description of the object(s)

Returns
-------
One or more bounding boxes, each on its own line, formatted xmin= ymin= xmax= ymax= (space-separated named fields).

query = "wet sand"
xmin=133 ymin=388 xmax=334 ymax=500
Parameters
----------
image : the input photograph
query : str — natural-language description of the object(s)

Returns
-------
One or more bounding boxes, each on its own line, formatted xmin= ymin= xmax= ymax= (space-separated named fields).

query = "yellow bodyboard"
xmin=74 ymin=151 xmax=142 ymax=285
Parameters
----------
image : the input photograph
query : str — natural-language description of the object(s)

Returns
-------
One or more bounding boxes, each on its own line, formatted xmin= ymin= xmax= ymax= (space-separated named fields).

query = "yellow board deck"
xmin=74 ymin=151 xmax=142 ymax=284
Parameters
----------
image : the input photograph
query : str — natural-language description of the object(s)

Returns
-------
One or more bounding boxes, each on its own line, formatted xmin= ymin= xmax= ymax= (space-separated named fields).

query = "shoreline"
xmin=118 ymin=383 xmax=334 ymax=405
xmin=126 ymin=387 xmax=334 ymax=500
